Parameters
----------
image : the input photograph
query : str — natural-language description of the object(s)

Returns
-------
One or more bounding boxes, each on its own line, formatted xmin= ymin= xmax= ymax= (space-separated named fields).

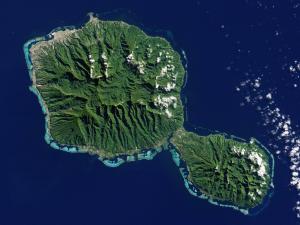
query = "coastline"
xmin=23 ymin=14 xmax=274 ymax=215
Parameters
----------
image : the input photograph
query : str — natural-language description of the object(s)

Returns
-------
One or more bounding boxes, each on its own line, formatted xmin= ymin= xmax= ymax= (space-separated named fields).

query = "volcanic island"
xmin=24 ymin=14 xmax=274 ymax=214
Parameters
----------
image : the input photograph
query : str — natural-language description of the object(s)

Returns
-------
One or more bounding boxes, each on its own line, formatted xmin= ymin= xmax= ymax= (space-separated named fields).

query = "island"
xmin=24 ymin=13 xmax=274 ymax=214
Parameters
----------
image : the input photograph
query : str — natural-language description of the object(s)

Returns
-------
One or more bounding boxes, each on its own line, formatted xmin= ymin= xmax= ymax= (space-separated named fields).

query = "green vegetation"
xmin=26 ymin=15 xmax=273 ymax=211
xmin=171 ymin=129 xmax=272 ymax=209
xmin=29 ymin=17 xmax=185 ymax=156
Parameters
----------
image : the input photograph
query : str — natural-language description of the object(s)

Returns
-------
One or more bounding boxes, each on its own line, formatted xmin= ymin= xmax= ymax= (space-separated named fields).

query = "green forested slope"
xmin=30 ymin=18 xmax=185 ymax=154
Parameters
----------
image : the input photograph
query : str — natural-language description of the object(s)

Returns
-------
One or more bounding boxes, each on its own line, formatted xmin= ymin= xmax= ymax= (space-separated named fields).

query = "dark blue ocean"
xmin=1 ymin=0 xmax=300 ymax=224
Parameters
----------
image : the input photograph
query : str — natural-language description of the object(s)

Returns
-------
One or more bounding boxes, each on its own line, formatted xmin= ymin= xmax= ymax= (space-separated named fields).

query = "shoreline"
xmin=23 ymin=14 xmax=274 ymax=215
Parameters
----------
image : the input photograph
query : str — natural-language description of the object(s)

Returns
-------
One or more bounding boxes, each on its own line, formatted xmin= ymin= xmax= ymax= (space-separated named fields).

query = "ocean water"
xmin=1 ymin=0 xmax=300 ymax=225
